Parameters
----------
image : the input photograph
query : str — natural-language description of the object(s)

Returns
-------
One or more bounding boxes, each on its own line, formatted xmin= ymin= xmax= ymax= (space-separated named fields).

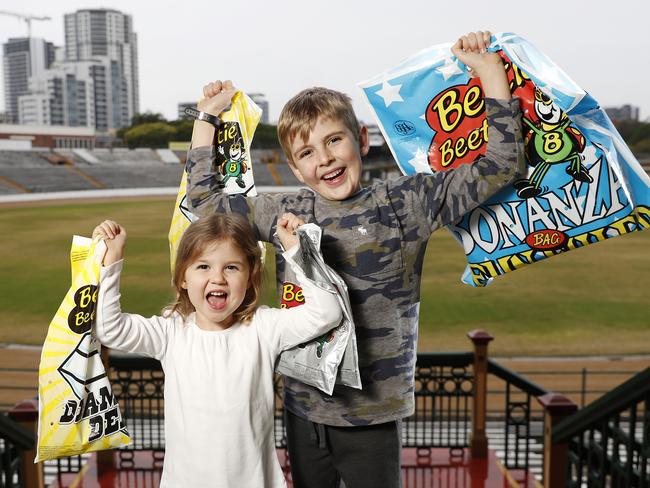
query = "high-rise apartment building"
xmin=64 ymin=8 xmax=139 ymax=130
xmin=19 ymin=61 xmax=96 ymax=127
xmin=2 ymin=37 xmax=56 ymax=124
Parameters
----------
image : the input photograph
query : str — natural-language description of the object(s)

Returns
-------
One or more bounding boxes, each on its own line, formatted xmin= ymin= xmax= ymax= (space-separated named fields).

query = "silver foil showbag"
xmin=275 ymin=224 xmax=361 ymax=395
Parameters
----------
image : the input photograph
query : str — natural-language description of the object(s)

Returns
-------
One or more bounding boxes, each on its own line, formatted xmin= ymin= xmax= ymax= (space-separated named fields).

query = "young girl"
xmin=92 ymin=213 xmax=342 ymax=488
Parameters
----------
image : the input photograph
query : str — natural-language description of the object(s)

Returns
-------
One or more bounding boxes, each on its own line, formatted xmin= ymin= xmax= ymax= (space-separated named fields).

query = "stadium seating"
xmin=156 ymin=149 xmax=180 ymax=164
xmin=89 ymin=148 xmax=162 ymax=165
xmin=0 ymin=151 xmax=52 ymax=168
xmin=270 ymin=163 xmax=300 ymax=186
xmin=249 ymin=162 xmax=276 ymax=186
xmin=0 ymin=179 xmax=24 ymax=194
xmin=0 ymin=147 xmax=309 ymax=195
xmin=81 ymin=165 xmax=183 ymax=189
xmin=0 ymin=166 xmax=96 ymax=193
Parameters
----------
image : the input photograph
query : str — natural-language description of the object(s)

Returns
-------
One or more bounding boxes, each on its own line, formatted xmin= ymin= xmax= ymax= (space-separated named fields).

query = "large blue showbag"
xmin=359 ymin=32 xmax=649 ymax=286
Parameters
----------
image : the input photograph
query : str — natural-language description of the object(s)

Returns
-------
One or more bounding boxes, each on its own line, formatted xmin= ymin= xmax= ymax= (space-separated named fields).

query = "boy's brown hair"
xmin=277 ymin=87 xmax=361 ymax=162
xmin=168 ymin=214 xmax=262 ymax=324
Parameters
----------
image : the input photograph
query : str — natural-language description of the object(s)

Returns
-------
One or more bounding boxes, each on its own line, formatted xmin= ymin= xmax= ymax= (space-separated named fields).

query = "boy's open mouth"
xmin=206 ymin=291 xmax=227 ymax=311
xmin=322 ymin=167 xmax=345 ymax=184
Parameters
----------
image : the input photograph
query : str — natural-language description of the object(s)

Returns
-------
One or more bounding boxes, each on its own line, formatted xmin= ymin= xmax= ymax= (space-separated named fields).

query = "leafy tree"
xmin=116 ymin=126 xmax=129 ymax=141
xmin=115 ymin=112 xmax=169 ymax=144
xmin=169 ymin=119 xmax=195 ymax=143
xmin=251 ymin=123 xmax=281 ymax=149
xmin=631 ymin=139 xmax=650 ymax=154
xmin=614 ymin=120 xmax=650 ymax=145
xmin=123 ymin=122 xmax=176 ymax=148
xmin=613 ymin=120 xmax=650 ymax=155
xmin=131 ymin=111 xmax=167 ymax=126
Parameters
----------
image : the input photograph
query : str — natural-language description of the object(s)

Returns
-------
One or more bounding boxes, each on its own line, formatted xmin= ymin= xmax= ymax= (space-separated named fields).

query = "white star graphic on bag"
xmin=408 ymin=148 xmax=432 ymax=174
xmin=437 ymin=55 xmax=464 ymax=80
xmin=375 ymin=80 xmax=403 ymax=107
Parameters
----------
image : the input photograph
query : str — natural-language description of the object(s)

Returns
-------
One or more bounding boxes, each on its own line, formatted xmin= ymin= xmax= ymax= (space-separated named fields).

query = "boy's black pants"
xmin=285 ymin=409 xmax=402 ymax=488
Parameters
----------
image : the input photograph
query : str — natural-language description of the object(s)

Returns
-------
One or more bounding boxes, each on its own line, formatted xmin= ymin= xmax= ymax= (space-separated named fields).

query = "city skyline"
xmin=2 ymin=7 xmax=138 ymax=130
xmin=1 ymin=0 xmax=649 ymax=125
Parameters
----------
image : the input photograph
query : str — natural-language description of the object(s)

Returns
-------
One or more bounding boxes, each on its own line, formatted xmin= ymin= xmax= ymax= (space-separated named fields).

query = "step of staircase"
xmin=48 ymin=447 xmax=538 ymax=488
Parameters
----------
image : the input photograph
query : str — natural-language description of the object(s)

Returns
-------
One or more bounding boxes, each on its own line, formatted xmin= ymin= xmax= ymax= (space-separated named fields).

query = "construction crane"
xmin=0 ymin=10 xmax=51 ymax=38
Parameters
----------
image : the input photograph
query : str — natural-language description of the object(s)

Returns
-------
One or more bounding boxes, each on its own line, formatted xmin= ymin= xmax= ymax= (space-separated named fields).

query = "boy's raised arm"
xmin=186 ymin=144 xmax=228 ymax=216
xmin=185 ymin=80 xmax=289 ymax=243
xmin=191 ymin=80 xmax=237 ymax=148
xmin=452 ymin=31 xmax=511 ymax=100
xmin=186 ymin=80 xmax=236 ymax=216
xmin=404 ymin=31 xmax=526 ymax=232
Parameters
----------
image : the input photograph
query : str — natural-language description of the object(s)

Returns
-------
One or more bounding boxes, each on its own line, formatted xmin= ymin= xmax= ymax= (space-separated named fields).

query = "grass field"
xmin=1 ymin=197 xmax=648 ymax=356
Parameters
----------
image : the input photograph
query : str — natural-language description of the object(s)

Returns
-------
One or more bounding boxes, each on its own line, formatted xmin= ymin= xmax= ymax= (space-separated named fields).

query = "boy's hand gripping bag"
xmin=359 ymin=32 xmax=650 ymax=286
xmin=36 ymin=236 xmax=131 ymax=462
xmin=168 ymin=91 xmax=262 ymax=272
xmin=275 ymin=223 xmax=361 ymax=395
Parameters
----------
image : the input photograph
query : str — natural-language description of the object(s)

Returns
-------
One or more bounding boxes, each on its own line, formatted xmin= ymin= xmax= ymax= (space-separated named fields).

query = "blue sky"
xmin=1 ymin=0 xmax=648 ymax=124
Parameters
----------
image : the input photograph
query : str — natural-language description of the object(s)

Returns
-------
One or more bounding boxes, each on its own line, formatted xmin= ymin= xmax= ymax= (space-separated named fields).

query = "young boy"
xmin=186 ymin=31 xmax=525 ymax=488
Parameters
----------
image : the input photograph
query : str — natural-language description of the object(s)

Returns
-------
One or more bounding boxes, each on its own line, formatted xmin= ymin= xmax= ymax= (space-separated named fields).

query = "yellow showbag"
xmin=169 ymin=91 xmax=262 ymax=272
xmin=36 ymin=236 xmax=131 ymax=462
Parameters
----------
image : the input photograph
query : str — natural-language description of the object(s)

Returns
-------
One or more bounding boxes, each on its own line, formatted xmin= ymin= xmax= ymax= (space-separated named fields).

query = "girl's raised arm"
xmin=92 ymin=221 xmax=170 ymax=359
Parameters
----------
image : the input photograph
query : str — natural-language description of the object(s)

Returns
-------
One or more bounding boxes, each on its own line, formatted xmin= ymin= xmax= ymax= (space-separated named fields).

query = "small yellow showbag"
xmin=168 ymin=92 xmax=262 ymax=273
xmin=36 ymin=236 xmax=131 ymax=462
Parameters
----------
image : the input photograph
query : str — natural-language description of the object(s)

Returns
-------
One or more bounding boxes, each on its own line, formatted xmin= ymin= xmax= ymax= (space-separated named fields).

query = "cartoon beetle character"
xmin=297 ymin=329 xmax=336 ymax=358
xmin=514 ymin=88 xmax=590 ymax=199
xmin=315 ymin=330 xmax=336 ymax=358
xmin=217 ymin=138 xmax=248 ymax=189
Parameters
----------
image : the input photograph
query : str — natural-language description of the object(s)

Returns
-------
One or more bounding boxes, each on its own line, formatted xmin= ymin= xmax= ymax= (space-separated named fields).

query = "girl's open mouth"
xmin=206 ymin=291 xmax=227 ymax=311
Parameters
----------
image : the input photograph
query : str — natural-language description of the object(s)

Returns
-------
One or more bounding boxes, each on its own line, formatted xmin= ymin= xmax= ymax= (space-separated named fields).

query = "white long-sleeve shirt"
xmin=94 ymin=248 xmax=342 ymax=488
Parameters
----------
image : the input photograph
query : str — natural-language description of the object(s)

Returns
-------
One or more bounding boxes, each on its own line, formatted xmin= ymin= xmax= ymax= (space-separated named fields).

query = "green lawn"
xmin=1 ymin=197 xmax=648 ymax=355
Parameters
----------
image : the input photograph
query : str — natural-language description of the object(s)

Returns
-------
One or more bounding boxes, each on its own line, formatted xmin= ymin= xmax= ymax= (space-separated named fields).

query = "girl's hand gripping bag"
xmin=36 ymin=236 xmax=131 ymax=462
xmin=275 ymin=224 xmax=361 ymax=395
xmin=359 ymin=32 xmax=649 ymax=286
xmin=168 ymin=91 xmax=262 ymax=272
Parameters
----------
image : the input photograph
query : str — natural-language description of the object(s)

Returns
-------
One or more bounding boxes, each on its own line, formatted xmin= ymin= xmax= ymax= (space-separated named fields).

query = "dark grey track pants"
xmin=285 ymin=409 xmax=402 ymax=488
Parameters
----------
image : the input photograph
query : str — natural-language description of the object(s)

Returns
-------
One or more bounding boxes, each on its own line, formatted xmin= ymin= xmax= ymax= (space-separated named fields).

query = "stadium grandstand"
xmin=1 ymin=144 xmax=647 ymax=197
xmin=0 ymin=147 xmax=306 ymax=195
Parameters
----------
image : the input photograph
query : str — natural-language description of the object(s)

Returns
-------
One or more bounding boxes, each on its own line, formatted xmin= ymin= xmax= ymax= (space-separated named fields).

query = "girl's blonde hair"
xmin=168 ymin=214 xmax=262 ymax=324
